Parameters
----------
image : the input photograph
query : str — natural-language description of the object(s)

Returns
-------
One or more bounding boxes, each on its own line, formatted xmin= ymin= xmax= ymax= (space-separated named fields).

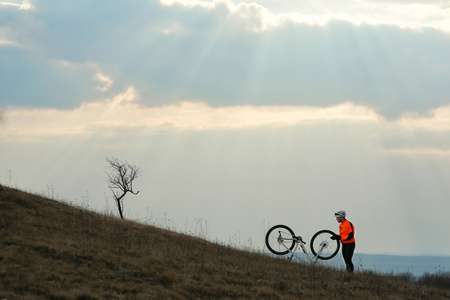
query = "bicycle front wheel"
xmin=265 ymin=225 xmax=296 ymax=255
xmin=310 ymin=230 xmax=340 ymax=260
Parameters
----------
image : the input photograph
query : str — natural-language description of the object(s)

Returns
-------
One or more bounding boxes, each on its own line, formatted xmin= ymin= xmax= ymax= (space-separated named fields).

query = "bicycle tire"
xmin=310 ymin=229 xmax=340 ymax=260
xmin=265 ymin=224 xmax=296 ymax=255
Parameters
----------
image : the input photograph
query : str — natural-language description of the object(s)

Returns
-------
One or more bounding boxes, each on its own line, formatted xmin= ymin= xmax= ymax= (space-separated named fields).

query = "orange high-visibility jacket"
xmin=339 ymin=219 xmax=355 ymax=243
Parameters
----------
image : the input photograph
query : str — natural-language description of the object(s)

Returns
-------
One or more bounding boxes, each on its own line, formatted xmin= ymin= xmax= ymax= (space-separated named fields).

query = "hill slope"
xmin=1 ymin=188 xmax=449 ymax=299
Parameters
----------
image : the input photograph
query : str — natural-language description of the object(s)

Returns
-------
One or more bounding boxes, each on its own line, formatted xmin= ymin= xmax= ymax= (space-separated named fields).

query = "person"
xmin=331 ymin=210 xmax=355 ymax=273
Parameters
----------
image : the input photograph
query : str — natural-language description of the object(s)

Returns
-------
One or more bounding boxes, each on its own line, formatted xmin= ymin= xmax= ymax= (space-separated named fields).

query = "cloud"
xmin=396 ymin=106 xmax=450 ymax=131
xmin=1 ymin=88 xmax=375 ymax=139
xmin=383 ymin=148 xmax=450 ymax=155
xmin=166 ymin=0 xmax=450 ymax=32
xmin=93 ymin=73 xmax=113 ymax=92
xmin=0 ymin=54 xmax=119 ymax=108
xmin=0 ymin=0 xmax=34 ymax=10
xmin=366 ymin=0 xmax=447 ymax=4
xmin=1 ymin=0 xmax=450 ymax=119
xmin=3 ymin=85 xmax=450 ymax=149
xmin=0 ymin=27 xmax=17 ymax=46
xmin=0 ymin=28 xmax=17 ymax=47
xmin=2 ymin=87 xmax=138 ymax=140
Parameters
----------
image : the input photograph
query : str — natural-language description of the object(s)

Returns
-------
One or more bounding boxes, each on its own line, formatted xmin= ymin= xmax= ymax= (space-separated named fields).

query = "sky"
xmin=1 ymin=0 xmax=450 ymax=256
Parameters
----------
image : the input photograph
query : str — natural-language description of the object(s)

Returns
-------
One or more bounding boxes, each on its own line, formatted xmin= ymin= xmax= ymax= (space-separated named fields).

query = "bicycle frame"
xmin=278 ymin=235 xmax=327 ymax=263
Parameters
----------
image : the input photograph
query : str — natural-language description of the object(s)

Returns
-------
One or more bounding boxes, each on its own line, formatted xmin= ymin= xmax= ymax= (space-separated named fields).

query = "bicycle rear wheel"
xmin=310 ymin=230 xmax=340 ymax=260
xmin=265 ymin=225 xmax=296 ymax=255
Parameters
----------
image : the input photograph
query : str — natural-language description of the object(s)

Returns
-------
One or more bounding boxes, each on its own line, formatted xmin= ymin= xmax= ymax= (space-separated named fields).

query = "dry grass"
xmin=1 ymin=187 xmax=450 ymax=299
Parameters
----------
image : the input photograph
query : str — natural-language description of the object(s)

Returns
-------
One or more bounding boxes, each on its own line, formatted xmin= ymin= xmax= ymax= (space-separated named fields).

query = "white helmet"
xmin=334 ymin=210 xmax=346 ymax=218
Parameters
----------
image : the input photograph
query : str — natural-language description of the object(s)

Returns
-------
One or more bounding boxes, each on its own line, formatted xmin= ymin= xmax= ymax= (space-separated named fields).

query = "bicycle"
xmin=265 ymin=224 xmax=340 ymax=263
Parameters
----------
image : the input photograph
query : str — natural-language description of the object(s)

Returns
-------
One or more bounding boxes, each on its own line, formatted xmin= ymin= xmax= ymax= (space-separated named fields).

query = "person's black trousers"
xmin=342 ymin=242 xmax=355 ymax=272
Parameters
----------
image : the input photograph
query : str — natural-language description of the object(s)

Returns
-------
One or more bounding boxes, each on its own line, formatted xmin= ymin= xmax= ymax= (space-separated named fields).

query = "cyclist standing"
xmin=331 ymin=210 xmax=355 ymax=273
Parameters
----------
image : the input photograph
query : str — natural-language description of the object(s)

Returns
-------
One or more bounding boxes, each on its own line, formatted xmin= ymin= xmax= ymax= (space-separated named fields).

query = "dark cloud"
xmin=1 ymin=0 xmax=450 ymax=119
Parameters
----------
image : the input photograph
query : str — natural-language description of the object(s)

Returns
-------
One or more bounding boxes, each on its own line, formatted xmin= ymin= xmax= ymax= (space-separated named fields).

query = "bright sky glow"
xmin=4 ymin=94 xmax=450 ymax=142
xmin=1 ymin=0 xmax=450 ymax=257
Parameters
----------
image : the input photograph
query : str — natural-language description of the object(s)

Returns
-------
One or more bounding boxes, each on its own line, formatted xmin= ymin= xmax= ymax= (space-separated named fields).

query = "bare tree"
xmin=105 ymin=157 xmax=140 ymax=219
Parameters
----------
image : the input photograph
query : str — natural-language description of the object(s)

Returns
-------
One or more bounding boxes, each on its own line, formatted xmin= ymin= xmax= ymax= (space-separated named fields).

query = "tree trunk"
xmin=116 ymin=199 xmax=124 ymax=219
xmin=115 ymin=192 xmax=127 ymax=219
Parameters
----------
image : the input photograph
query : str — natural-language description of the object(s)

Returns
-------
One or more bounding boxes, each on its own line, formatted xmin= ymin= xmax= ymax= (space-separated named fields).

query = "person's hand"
xmin=331 ymin=235 xmax=341 ymax=241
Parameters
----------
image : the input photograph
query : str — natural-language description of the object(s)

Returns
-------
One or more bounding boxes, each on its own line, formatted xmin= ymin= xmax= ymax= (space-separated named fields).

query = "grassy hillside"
xmin=1 ymin=188 xmax=449 ymax=299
